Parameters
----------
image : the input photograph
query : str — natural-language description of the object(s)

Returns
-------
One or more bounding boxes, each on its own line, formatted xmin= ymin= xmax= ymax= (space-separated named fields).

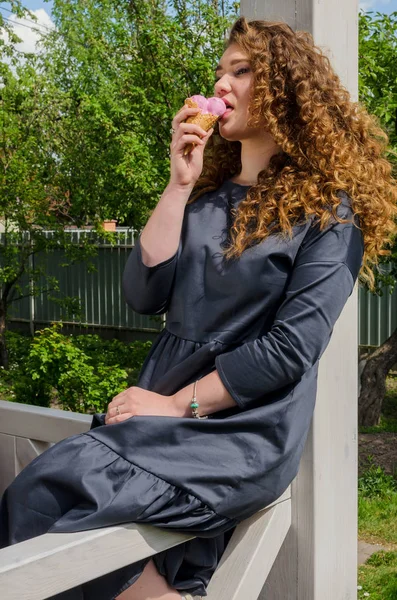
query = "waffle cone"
xmin=182 ymin=99 xmax=220 ymax=155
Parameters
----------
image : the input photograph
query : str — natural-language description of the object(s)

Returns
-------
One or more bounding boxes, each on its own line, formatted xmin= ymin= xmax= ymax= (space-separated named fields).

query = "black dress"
xmin=0 ymin=180 xmax=364 ymax=599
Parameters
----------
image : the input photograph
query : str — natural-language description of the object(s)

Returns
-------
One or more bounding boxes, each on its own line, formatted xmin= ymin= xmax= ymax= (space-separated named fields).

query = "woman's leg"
xmin=116 ymin=558 xmax=183 ymax=600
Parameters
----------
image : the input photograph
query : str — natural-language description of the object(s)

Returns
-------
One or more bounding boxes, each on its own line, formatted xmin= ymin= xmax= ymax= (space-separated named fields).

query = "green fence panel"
xmin=2 ymin=230 xmax=397 ymax=345
xmin=359 ymin=281 xmax=397 ymax=348
xmin=1 ymin=230 xmax=162 ymax=333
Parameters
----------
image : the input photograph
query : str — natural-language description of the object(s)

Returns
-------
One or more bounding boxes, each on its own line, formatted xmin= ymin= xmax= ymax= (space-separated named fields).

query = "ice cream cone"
xmin=183 ymin=99 xmax=220 ymax=156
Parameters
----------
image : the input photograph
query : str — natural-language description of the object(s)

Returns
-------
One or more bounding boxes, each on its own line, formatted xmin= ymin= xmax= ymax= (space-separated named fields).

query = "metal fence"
xmin=4 ymin=229 xmax=162 ymax=335
xmin=359 ymin=280 xmax=397 ymax=348
xmin=2 ymin=229 xmax=396 ymax=346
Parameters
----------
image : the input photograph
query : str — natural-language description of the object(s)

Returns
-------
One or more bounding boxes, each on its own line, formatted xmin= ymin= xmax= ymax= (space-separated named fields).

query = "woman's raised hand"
xmin=169 ymin=104 xmax=214 ymax=189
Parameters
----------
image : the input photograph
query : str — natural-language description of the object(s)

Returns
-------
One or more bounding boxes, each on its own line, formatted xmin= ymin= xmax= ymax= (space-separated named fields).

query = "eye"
xmin=214 ymin=67 xmax=250 ymax=83
xmin=235 ymin=67 xmax=250 ymax=76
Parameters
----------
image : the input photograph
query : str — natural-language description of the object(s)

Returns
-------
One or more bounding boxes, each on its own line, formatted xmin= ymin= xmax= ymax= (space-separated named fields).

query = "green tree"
xmin=0 ymin=0 xmax=238 ymax=367
xmin=0 ymin=56 xmax=100 ymax=367
xmin=358 ymin=10 xmax=397 ymax=426
xmin=39 ymin=0 xmax=238 ymax=227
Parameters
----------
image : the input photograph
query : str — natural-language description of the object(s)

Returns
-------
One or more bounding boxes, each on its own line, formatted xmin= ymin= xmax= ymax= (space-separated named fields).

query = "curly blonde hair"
xmin=189 ymin=17 xmax=397 ymax=291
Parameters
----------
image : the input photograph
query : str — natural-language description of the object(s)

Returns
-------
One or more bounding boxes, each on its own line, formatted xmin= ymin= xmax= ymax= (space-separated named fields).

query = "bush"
xmin=69 ymin=333 xmax=152 ymax=387
xmin=72 ymin=333 xmax=151 ymax=370
xmin=5 ymin=330 xmax=33 ymax=367
xmin=10 ymin=325 xmax=152 ymax=413
xmin=358 ymin=457 xmax=397 ymax=498
xmin=13 ymin=376 xmax=52 ymax=408
xmin=366 ymin=551 xmax=397 ymax=568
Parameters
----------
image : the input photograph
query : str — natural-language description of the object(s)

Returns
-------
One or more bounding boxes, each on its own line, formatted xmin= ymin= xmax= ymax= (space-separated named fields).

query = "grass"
xmin=358 ymin=375 xmax=397 ymax=597
xmin=358 ymin=480 xmax=397 ymax=596
xmin=358 ymin=456 xmax=397 ymax=546
xmin=358 ymin=493 xmax=397 ymax=546
xmin=358 ymin=551 xmax=397 ymax=600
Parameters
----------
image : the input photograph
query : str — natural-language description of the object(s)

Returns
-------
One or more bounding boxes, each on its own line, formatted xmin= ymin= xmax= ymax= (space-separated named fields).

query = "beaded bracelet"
xmin=191 ymin=380 xmax=208 ymax=419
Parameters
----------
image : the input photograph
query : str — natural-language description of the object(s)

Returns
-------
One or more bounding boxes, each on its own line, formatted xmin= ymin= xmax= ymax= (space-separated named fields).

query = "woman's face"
xmin=214 ymin=43 xmax=258 ymax=142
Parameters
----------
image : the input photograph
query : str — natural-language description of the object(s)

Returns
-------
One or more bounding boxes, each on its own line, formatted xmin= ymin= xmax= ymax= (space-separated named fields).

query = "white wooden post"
xmin=238 ymin=1 xmax=359 ymax=598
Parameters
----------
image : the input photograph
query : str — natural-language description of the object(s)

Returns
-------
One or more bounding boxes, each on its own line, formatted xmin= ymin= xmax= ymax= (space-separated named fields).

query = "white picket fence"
xmin=0 ymin=400 xmax=291 ymax=600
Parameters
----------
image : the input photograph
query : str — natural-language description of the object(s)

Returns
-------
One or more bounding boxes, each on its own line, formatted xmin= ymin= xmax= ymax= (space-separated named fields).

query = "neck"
xmin=233 ymin=132 xmax=281 ymax=186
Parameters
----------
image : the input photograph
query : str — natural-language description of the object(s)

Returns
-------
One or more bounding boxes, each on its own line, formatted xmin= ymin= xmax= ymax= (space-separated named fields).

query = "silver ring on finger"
xmin=116 ymin=405 xmax=121 ymax=416
xmin=170 ymin=127 xmax=176 ymax=134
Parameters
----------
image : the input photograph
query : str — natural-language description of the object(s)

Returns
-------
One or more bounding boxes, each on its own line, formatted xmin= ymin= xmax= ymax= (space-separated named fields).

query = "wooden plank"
xmin=0 ymin=403 xmax=292 ymax=599
xmin=15 ymin=438 xmax=51 ymax=474
xmin=0 ymin=433 xmax=16 ymax=497
xmin=0 ymin=400 xmax=92 ymax=443
xmin=0 ymin=523 xmax=194 ymax=600
xmin=264 ymin=485 xmax=290 ymax=509
xmin=206 ymin=499 xmax=291 ymax=600
xmin=0 ymin=484 xmax=291 ymax=600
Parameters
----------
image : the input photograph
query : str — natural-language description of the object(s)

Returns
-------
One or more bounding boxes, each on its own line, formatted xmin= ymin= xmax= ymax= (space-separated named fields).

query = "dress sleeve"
xmin=122 ymin=233 xmax=180 ymax=315
xmin=215 ymin=194 xmax=364 ymax=410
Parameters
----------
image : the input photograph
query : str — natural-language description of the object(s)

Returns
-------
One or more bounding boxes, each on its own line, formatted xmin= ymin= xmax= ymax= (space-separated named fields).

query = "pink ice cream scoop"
xmin=182 ymin=95 xmax=227 ymax=155
xmin=190 ymin=94 xmax=227 ymax=116
xmin=189 ymin=94 xmax=209 ymax=111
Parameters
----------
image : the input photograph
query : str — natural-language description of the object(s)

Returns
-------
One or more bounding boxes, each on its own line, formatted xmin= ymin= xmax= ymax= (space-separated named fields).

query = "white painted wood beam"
xmin=206 ymin=498 xmax=291 ymax=600
xmin=239 ymin=2 xmax=359 ymax=598
xmin=0 ymin=523 xmax=194 ymax=600
xmin=0 ymin=400 xmax=91 ymax=443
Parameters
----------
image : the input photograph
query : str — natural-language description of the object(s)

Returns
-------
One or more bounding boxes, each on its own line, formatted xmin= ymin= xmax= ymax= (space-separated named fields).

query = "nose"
xmin=214 ymin=74 xmax=231 ymax=97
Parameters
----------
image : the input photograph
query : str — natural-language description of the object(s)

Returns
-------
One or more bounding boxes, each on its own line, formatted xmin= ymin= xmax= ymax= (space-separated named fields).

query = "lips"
xmin=221 ymin=107 xmax=234 ymax=120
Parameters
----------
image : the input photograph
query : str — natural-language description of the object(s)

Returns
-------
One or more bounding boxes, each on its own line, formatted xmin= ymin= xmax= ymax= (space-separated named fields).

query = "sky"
xmin=359 ymin=0 xmax=397 ymax=12
xmin=1 ymin=0 xmax=397 ymax=55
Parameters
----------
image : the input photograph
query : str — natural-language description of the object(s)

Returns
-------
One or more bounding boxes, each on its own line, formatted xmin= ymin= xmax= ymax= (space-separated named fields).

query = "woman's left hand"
xmin=105 ymin=386 xmax=181 ymax=425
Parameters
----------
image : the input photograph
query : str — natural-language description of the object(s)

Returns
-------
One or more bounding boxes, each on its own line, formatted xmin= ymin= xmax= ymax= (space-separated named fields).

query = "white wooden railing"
xmin=0 ymin=400 xmax=291 ymax=600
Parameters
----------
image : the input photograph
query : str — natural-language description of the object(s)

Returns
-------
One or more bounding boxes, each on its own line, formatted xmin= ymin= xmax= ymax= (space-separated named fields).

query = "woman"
xmin=1 ymin=16 xmax=397 ymax=600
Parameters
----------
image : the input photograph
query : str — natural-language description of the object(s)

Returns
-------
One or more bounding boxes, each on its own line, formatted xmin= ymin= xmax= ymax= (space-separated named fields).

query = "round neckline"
xmin=225 ymin=178 xmax=253 ymax=188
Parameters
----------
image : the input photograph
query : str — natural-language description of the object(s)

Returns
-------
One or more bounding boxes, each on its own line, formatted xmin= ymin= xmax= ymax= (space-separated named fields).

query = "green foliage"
xmin=358 ymin=551 xmax=397 ymax=600
xmin=21 ymin=324 xmax=128 ymax=412
xmin=0 ymin=0 xmax=238 ymax=367
xmin=72 ymin=334 xmax=152 ymax=387
xmin=0 ymin=49 xmax=106 ymax=366
xmin=40 ymin=0 xmax=238 ymax=227
xmin=366 ymin=550 xmax=397 ymax=567
xmin=2 ymin=330 xmax=51 ymax=406
xmin=8 ymin=325 xmax=152 ymax=413
xmin=359 ymin=11 xmax=397 ymax=292
xmin=358 ymin=457 xmax=397 ymax=498
xmin=4 ymin=330 xmax=33 ymax=366
xmin=359 ymin=11 xmax=397 ymax=159
xmin=358 ymin=459 xmax=397 ymax=546
xmin=13 ymin=376 xmax=52 ymax=408
xmin=72 ymin=334 xmax=151 ymax=368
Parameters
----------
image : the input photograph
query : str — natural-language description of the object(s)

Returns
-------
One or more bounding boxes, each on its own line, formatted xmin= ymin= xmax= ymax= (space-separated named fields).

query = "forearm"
xmin=173 ymin=370 xmax=237 ymax=417
xmin=139 ymin=182 xmax=193 ymax=267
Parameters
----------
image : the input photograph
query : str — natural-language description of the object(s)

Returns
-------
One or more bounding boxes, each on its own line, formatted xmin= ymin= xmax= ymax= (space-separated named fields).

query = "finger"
xmin=105 ymin=413 xmax=134 ymax=426
xmin=105 ymin=404 xmax=125 ymax=421
xmin=171 ymin=106 xmax=200 ymax=130
xmin=171 ymin=134 xmax=206 ymax=152
xmin=181 ymin=128 xmax=213 ymax=156
xmin=178 ymin=122 xmax=208 ymax=139
xmin=107 ymin=396 xmax=126 ymax=409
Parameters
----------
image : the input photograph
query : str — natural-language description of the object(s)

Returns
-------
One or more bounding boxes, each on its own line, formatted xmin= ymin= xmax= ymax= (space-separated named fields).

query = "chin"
xmin=218 ymin=127 xmax=242 ymax=143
